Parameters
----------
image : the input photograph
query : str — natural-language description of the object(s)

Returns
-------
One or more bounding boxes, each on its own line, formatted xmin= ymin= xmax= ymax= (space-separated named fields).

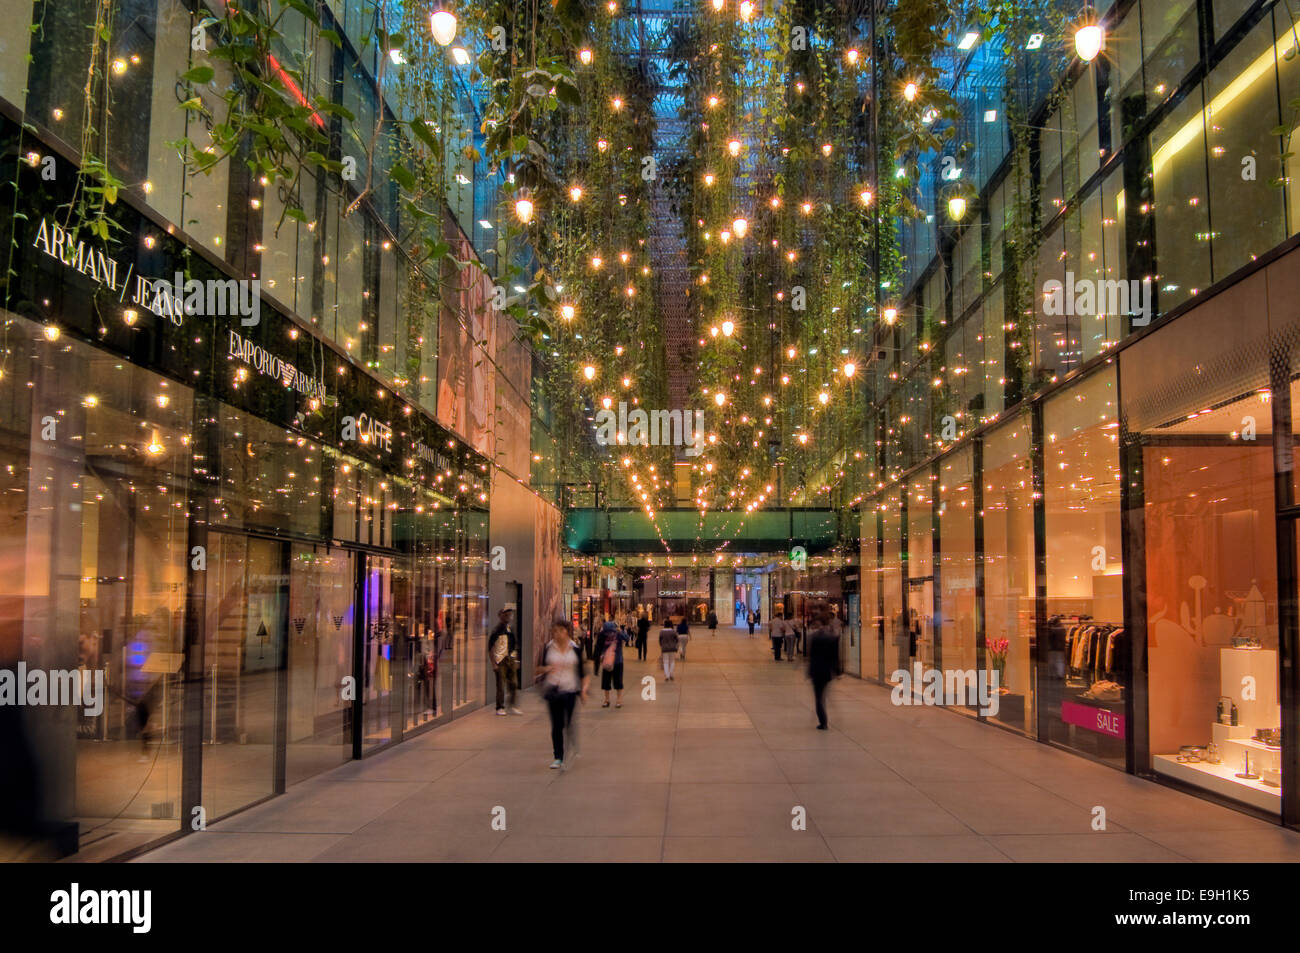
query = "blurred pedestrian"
xmin=807 ymin=601 xmax=842 ymax=730
xmin=658 ymin=620 xmax=679 ymax=681
xmin=747 ymin=609 xmax=756 ymax=636
xmin=706 ymin=609 xmax=718 ymax=636
xmin=595 ymin=620 xmax=625 ymax=708
xmin=537 ymin=619 xmax=588 ymax=768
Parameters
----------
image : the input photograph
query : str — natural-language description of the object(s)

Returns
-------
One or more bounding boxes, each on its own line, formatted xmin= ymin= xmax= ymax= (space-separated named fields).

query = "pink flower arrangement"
xmin=986 ymin=638 xmax=1009 ymax=666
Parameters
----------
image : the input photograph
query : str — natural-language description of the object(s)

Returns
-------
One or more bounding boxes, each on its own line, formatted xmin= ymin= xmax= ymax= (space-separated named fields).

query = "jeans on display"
xmin=546 ymin=691 xmax=578 ymax=760
xmin=494 ymin=658 xmax=517 ymax=710
xmin=662 ymin=652 xmax=676 ymax=679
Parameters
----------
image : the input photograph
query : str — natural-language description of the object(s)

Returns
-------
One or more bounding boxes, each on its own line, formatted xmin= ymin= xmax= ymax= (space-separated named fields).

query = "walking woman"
xmin=537 ymin=619 xmax=589 ymax=769
xmin=676 ymin=614 xmax=691 ymax=661
xmin=658 ymin=619 xmax=679 ymax=681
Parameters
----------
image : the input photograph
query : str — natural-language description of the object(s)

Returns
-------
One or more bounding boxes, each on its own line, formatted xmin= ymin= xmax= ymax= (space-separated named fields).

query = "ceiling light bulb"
xmin=859 ymin=188 xmax=873 ymax=206
xmin=948 ymin=195 xmax=968 ymax=220
xmin=569 ymin=184 xmax=583 ymax=201
xmin=611 ymin=96 xmax=623 ymax=110
xmin=430 ymin=10 xmax=457 ymax=46
xmin=727 ymin=139 xmax=742 ymax=157
xmin=704 ymin=172 xmax=716 ymax=186
xmin=597 ymin=138 xmax=608 ymax=152
xmin=739 ymin=1 xmax=754 ymax=21
xmin=582 ymin=364 xmax=597 ymax=380
xmin=591 ymin=256 xmax=603 ymax=269
xmin=883 ymin=307 xmax=899 ymax=323
xmin=714 ymin=392 xmax=727 ymax=406
xmin=845 ymin=49 xmax=859 ymax=65
xmin=561 ymin=304 xmax=576 ymax=320
xmin=721 ymin=320 xmax=735 ymax=337
xmin=579 ymin=48 xmax=594 ymax=65
xmin=514 ymin=196 xmax=534 ymax=223
xmin=843 ymin=362 xmax=856 ymax=377
xmin=451 ymin=46 xmax=470 ymax=65
xmin=821 ymin=143 xmax=833 ymax=156
xmin=732 ymin=217 xmax=747 ymax=238
xmin=712 ymin=0 xmax=724 ymax=9
xmin=903 ymin=81 xmax=919 ymax=102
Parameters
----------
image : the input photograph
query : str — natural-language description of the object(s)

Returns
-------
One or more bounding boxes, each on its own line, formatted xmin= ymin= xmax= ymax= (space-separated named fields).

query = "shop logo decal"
xmin=227 ymin=329 xmax=327 ymax=402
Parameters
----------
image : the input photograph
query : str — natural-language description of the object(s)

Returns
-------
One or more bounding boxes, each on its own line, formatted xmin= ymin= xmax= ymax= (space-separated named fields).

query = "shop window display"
xmin=982 ymin=413 xmax=1036 ymax=733
xmin=0 ymin=317 xmax=190 ymax=858
xmin=938 ymin=448 xmax=978 ymax=707
xmin=1122 ymin=282 xmax=1281 ymax=812
xmin=881 ymin=493 xmax=906 ymax=683
xmin=1042 ymin=368 xmax=1126 ymax=765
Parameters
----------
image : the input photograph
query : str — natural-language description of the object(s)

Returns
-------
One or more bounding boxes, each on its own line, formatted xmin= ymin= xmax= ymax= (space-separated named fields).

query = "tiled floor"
xmin=137 ymin=627 xmax=1300 ymax=862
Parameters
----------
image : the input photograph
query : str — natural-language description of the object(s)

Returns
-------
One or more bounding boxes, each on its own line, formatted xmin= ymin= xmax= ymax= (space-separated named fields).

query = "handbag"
xmin=601 ymin=641 xmax=617 ymax=672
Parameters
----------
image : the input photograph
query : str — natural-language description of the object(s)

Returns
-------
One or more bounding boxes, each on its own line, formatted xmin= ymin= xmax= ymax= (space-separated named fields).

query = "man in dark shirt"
xmin=490 ymin=608 xmax=522 ymax=715
xmin=635 ymin=612 xmax=651 ymax=661
xmin=806 ymin=601 xmax=842 ymax=730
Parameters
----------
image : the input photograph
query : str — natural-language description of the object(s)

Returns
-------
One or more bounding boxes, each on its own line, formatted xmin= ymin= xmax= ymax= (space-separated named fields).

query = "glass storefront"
xmin=0 ymin=311 xmax=492 ymax=858
xmin=855 ymin=244 xmax=1300 ymax=824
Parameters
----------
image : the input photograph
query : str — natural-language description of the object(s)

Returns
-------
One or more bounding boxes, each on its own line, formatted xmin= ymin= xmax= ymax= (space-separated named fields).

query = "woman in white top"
xmin=537 ymin=619 xmax=589 ymax=768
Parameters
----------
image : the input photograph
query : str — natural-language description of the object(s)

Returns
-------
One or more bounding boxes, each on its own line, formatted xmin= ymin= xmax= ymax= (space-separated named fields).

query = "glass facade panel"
xmin=861 ymin=505 xmax=881 ymax=682
xmin=1124 ymin=277 xmax=1280 ymax=812
xmin=1206 ymin=12 xmax=1285 ymax=280
xmin=202 ymin=533 xmax=285 ymax=820
xmin=0 ymin=317 xmax=191 ymax=857
xmin=287 ymin=545 xmax=355 ymax=785
xmin=1150 ymin=83 xmax=1212 ymax=310
xmin=1042 ymin=367 xmax=1126 ymax=765
xmin=982 ymin=412 xmax=1036 ymax=734
xmin=938 ymin=447 xmax=978 ymax=706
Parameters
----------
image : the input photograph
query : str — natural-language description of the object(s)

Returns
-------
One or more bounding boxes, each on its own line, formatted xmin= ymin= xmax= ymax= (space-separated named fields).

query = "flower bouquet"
xmin=986 ymin=638 xmax=1009 ymax=693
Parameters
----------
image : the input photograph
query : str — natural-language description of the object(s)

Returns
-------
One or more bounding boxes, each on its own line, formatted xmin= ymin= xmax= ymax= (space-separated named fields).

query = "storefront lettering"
xmin=227 ymin=329 xmax=327 ymax=402
xmin=32 ymin=217 xmax=121 ymax=291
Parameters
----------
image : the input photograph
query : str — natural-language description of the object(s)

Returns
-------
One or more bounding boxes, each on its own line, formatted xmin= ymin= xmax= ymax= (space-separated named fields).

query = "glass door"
xmin=202 ymin=534 xmax=287 ymax=819
xmin=361 ymin=554 xmax=395 ymax=750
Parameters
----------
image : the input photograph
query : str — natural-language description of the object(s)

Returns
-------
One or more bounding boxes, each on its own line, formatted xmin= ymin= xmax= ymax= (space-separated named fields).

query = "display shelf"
xmin=1152 ymin=754 xmax=1281 ymax=813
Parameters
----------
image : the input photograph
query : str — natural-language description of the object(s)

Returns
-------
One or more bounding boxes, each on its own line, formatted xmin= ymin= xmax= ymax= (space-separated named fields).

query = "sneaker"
xmin=510 ymin=707 xmax=524 ymax=715
xmin=496 ymin=709 xmax=507 ymax=716
xmin=550 ymin=759 xmax=563 ymax=769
